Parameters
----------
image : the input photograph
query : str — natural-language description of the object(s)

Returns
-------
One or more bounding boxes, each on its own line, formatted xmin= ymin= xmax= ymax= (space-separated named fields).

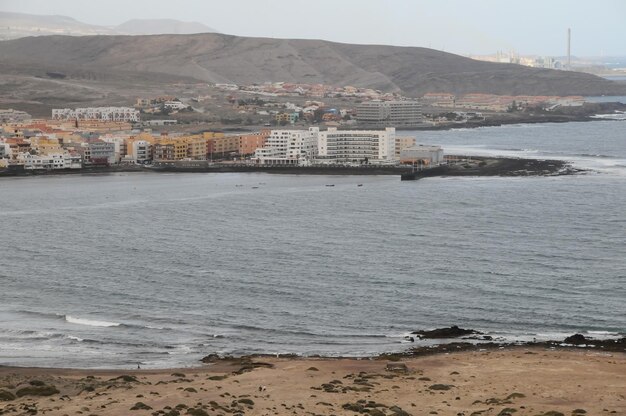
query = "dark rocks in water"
xmin=564 ymin=334 xmax=589 ymax=344
xmin=201 ymin=353 xmax=221 ymax=363
xmin=412 ymin=326 xmax=480 ymax=339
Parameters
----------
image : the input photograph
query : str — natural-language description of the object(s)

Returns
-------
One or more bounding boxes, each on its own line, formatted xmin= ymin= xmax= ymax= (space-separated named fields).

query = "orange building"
xmin=239 ymin=129 xmax=270 ymax=156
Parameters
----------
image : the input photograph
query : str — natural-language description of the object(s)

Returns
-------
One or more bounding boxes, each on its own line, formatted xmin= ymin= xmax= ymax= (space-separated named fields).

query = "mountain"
xmin=0 ymin=12 xmax=217 ymax=39
xmin=0 ymin=32 xmax=624 ymax=97
xmin=115 ymin=19 xmax=216 ymax=35
xmin=0 ymin=11 xmax=117 ymax=39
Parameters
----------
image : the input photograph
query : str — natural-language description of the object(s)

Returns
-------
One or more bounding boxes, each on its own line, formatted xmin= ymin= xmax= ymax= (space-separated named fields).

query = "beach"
xmin=1 ymin=348 xmax=624 ymax=416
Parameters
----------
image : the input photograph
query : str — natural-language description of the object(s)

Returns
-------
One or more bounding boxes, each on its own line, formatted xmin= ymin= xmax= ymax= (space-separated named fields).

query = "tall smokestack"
xmin=567 ymin=28 xmax=571 ymax=70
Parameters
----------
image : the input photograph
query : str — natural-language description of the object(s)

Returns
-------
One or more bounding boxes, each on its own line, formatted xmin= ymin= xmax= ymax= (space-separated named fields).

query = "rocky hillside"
xmin=0 ymin=32 xmax=624 ymax=97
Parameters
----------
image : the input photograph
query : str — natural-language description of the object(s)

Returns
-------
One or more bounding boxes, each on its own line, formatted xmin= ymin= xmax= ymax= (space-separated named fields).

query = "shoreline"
xmin=1 ymin=342 xmax=624 ymax=416
xmin=2 ymin=331 xmax=624 ymax=371
xmin=0 ymin=157 xmax=579 ymax=179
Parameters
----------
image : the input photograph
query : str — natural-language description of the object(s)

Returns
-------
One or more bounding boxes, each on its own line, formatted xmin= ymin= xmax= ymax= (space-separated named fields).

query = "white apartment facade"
xmin=356 ymin=100 xmax=422 ymax=127
xmin=317 ymin=127 xmax=397 ymax=164
xmin=51 ymin=107 xmax=140 ymax=123
xmin=254 ymin=127 xmax=319 ymax=165
xmin=16 ymin=152 xmax=82 ymax=170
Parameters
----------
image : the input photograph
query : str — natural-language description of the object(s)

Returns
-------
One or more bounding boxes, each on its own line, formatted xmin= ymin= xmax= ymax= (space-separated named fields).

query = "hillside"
xmin=0 ymin=32 xmax=624 ymax=98
xmin=0 ymin=12 xmax=217 ymax=39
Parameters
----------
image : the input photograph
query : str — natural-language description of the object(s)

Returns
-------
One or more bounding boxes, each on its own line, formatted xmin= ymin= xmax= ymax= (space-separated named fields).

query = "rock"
xmin=412 ymin=326 xmax=480 ymax=339
xmin=200 ymin=353 xmax=221 ymax=363
xmin=386 ymin=363 xmax=408 ymax=373
xmin=564 ymin=334 xmax=589 ymax=344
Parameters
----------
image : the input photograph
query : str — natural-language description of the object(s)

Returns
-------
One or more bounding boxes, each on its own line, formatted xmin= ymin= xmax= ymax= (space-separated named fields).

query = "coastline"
xmin=0 ymin=157 xmax=579 ymax=179
xmin=1 ymin=341 xmax=624 ymax=415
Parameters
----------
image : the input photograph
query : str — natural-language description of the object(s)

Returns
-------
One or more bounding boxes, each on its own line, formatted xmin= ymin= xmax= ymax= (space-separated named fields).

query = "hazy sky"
xmin=1 ymin=0 xmax=625 ymax=57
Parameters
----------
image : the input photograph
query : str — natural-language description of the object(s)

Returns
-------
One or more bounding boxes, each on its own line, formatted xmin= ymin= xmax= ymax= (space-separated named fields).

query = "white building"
xmin=16 ymin=152 xmax=82 ymax=170
xmin=163 ymin=101 xmax=188 ymax=110
xmin=399 ymin=145 xmax=444 ymax=166
xmin=132 ymin=140 xmax=152 ymax=164
xmin=51 ymin=107 xmax=140 ymax=122
xmin=317 ymin=127 xmax=396 ymax=164
xmin=356 ymin=100 xmax=422 ymax=127
xmin=254 ymin=127 xmax=319 ymax=165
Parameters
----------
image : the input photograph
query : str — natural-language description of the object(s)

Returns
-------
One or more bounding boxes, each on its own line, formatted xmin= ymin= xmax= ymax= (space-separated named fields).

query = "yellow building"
xmin=180 ymin=135 xmax=207 ymax=160
xmin=395 ymin=136 xmax=416 ymax=158
xmin=30 ymin=136 xmax=63 ymax=155
xmin=153 ymin=139 xmax=187 ymax=161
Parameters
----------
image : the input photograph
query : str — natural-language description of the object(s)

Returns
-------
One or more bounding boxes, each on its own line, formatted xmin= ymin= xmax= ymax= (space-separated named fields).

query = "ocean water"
xmin=1 ymin=120 xmax=625 ymax=369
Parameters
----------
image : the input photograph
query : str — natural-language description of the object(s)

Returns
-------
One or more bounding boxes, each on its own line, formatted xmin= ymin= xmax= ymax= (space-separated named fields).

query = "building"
xmin=395 ymin=136 xmax=416 ymax=158
xmin=129 ymin=140 xmax=152 ymax=164
xmin=254 ymin=127 xmax=319 ymax=165
xmin=52 ymin=107 xmax=140 ymax=123
xmin=208 ymin=135 xmax=239 ymax=158
xmin=84 ymin=139 xmax=116 ymax=166
xmin=0 ymin=109 xmax=32 ymax=123
xmin=239 ymin=130 xmax=270 ymax=156
xmin=153 ymin=139 xmax=188 ymax=161
xmin=274 ymin=112 xmax=299 ymax=124
xmin=399 ymin=145 xmax=444 ymax=166
xmin=16 ymin=152 xmax=82 ymax=170
xmin=356 ymin=100 xmax=422 ymax=127
xmin=317 ymin=127 xmax=396 ymax=164
xmin=181 ymin=135 xmax=207 ymax=160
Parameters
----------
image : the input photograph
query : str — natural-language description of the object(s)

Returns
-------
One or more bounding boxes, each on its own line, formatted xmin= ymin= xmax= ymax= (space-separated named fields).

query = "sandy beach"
xmin=1 ymin=347 xmax=624 ymax=416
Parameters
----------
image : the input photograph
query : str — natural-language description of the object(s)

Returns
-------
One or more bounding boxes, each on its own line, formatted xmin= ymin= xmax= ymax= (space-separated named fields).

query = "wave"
xmin=65 ymin=315 xmax=121 ymax=327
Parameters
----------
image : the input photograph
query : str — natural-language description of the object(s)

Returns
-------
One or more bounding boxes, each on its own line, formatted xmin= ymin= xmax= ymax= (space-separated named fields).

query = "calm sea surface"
xmin=1 ymin=120 xmax=625 ymax=368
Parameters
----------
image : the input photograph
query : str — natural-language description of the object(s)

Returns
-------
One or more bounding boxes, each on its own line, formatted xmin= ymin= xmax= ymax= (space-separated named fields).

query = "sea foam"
xmin=65 ymin=315 xmax=121 ymax=327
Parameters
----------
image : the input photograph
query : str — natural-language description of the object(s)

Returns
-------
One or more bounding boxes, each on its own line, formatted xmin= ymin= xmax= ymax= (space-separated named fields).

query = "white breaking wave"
xmin=444 ymin=145 xmax=626 ymax=175
xmin=65 ymin=315 xmax=120 ymax=327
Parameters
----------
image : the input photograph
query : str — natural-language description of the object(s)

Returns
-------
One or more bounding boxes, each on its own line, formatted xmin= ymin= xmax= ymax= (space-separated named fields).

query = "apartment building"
xmin=153 ymin=139 xmax=188 ymax=161
xmin=400 ymin=145 xmax=444 ymax=166
xmin=254 ymin=127 xmax=319 ymax=165
xmin=16 ymin=152 xmax=82 ymax=170
xmin=52 ymin=107 xmax=140 ymax=123
xmin=395 ymin=136 xmax=416 ymax=158
xmin=317 ymin=127 xmax=396 ymax=164
xmin=239 ymin=130 xmax=271 ymax=156
xmin=356 ymin=100 xmax=422 ymax=127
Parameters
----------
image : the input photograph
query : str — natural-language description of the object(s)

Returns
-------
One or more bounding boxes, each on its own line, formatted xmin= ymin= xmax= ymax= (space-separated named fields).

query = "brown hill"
xmin=0 ymin=32 xmax=623 ymax=97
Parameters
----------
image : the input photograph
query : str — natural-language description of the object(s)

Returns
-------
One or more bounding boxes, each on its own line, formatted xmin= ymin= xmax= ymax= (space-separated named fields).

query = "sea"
xmin=1 ymin=120 xmax=625 ymax=369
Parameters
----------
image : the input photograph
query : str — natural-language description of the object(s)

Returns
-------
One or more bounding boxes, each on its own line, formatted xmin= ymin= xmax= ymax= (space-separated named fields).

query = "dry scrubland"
xmin=1 ymin=349 xmax=624 ymax=416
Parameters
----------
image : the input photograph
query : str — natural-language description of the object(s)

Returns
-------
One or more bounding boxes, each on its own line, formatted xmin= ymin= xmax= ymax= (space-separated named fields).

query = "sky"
xmin=1 ymin=0 xmax=625 ymax=57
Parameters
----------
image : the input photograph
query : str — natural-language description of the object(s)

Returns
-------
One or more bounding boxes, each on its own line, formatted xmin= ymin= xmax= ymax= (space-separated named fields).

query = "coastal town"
xmin=0 ymin=99 xmax=443 ymax=174
xmin=0 ymin=87 xmax=602 ymax=175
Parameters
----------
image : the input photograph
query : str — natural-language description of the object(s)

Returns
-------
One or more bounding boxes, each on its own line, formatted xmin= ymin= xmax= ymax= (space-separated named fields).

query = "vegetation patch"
xmin=130 ymin=401 xmax=152 ymax=410
xmin=15 ymin=385 xmax=60 ymax=397
xmin=0 ymin=389 xmax=16 ymax=401
xmin=428 ymin=384 xmax=454 ymax=391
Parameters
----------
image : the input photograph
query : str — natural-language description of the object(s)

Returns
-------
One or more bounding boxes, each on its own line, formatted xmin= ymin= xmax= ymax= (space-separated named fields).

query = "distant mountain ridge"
xmin=0 ymin=32 xmax=623 ymax=98
xmin=0 ymin=11 xmax=217 ymax=39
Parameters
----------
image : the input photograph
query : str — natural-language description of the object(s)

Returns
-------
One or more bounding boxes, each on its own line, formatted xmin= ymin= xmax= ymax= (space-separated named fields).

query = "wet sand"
xmin=1 ymin=348 xmax=624 ymax=415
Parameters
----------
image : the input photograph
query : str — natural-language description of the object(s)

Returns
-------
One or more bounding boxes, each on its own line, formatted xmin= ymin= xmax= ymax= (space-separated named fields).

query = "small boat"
xmin=325 ymin=184 xmax=335 ymax=187
xmin=252 ymin=186 xmax=259 ymax=189
xmin=357 ymin=184 xmax=363 ymax=187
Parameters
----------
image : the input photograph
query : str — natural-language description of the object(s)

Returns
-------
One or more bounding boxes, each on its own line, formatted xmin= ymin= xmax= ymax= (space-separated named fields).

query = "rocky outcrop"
xmin=411 ymin=326 xmax=480 ymax=339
